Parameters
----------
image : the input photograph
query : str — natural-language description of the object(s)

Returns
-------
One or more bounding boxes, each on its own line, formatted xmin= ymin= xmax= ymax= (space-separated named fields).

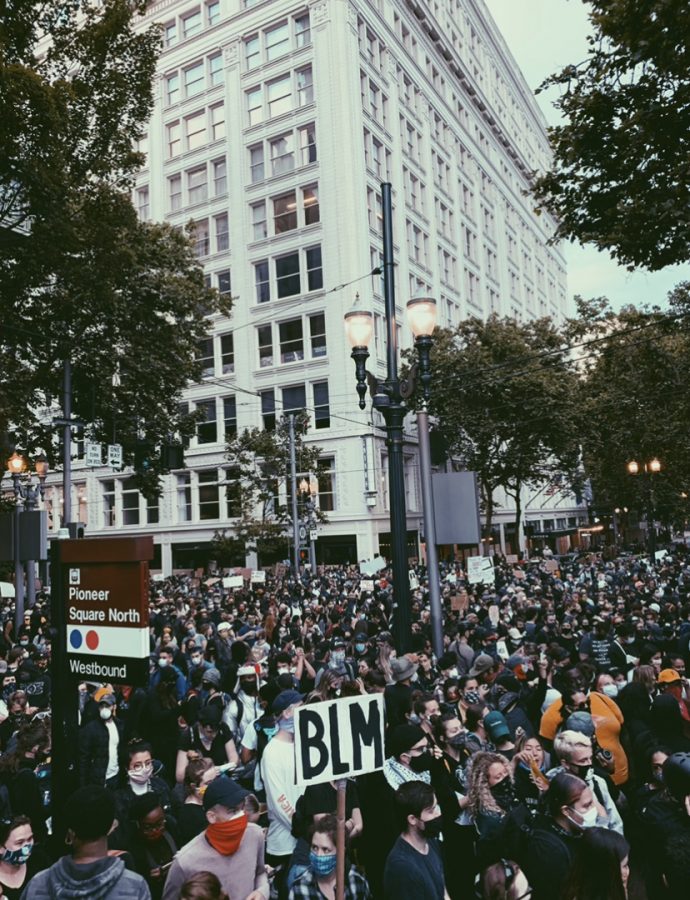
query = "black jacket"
xmin=78 ymin=716 xmax=124 ymax=786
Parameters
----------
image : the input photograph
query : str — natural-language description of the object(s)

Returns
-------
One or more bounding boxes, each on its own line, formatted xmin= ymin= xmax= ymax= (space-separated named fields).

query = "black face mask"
xmin=422 ymin=814 xmax=443 ymax=839
xmin=490 ymin=777 xmax=515 ymax=807
xmin=572 ymin=763 xmax=591 ymax=781
xmin=408 ymin=752 xmax=431 ymax=774
xmin=240 ymin=681 xmax=258 ymax=695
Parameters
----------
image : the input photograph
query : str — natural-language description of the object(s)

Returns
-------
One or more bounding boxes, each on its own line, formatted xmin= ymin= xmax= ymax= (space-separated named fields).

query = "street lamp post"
xmin=627 ymin=458 xmax=661 ymax=562
xmin=5 ymin=452 xmax=49 ymax=632
xmin=344 ymin=182 xmax=443 ymax=655
xmin=299 ymin=475 xmax=319 ymax=572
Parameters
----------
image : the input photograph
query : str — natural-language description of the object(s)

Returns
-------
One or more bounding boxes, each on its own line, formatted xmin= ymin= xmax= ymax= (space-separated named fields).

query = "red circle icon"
xmin=85 ymin=630 xmax=99 ymax=650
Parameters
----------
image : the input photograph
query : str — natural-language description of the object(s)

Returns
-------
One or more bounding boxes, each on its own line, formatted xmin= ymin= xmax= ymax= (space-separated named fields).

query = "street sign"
xmin=295 ymin=694 xmax=385 ymax=786
xmin=84 ymin=442 xmax=102 ymax=467
xmin=61 ymin=537 xmax=152 ymax=684
xmin=299 ymin=525 xmax=307 ymax=541
xmin=309 ymin=529 xmax=318 ymax=541
xmin=107 ymin=444 xmax=123 ymax=468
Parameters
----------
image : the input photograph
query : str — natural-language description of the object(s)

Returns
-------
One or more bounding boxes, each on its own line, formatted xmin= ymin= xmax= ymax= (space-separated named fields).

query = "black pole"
xmin=381 ymin=183 xmax=411 ymax=653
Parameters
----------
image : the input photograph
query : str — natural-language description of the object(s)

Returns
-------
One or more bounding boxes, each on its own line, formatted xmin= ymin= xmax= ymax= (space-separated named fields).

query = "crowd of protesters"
xmin=1 ymin=545 xmax=690 ymax=899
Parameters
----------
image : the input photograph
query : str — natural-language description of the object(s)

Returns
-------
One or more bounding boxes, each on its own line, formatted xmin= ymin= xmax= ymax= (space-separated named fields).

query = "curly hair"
xmin=466 ymin=751 xmax=512 ymax=818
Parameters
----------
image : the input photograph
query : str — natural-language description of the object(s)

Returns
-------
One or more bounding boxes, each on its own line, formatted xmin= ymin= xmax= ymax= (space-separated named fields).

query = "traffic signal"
xmin=134 ymin=441 xmax=154 ymax=473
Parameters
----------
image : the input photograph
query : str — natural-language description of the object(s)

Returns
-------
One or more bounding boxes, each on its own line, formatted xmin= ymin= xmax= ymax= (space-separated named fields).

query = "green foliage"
xmin=419 ymin=315 xmax=580 ymax=541
xmin=222 ymin=415 xmax=326 ymax=563
xmin=0 ymin=1 xmax=228 ymax=496
xmin=532 ymin=0 xmax=690 ymax=269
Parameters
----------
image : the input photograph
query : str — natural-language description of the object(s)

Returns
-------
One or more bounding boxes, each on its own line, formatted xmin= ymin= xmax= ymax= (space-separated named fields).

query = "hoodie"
xmin=20 ymin=855 xmax=150 ymax=900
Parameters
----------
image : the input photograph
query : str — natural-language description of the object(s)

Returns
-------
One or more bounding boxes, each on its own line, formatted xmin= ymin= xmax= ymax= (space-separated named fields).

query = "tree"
xmin=218 ymin=415 xmax=326 ymax=564
xmin=532 ymin=0 xmax=690 ymax=270
xmin=0 ymin=2 xmax=226 ymax=495
xmin=421 ymin=315 xmax=580 ymax=549
xmin=569 ymin=293 xmax=690 ymax=532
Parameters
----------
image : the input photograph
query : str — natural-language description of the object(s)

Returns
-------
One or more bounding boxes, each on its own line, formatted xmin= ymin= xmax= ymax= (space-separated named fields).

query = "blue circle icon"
xmin=69 ymin=630 xmax=82 ymax=649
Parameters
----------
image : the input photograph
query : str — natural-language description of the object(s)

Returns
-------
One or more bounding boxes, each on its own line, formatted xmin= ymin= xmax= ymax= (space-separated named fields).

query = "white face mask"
xmin=100 ymin=707 xmax=112 ymax=721
xmin=568 ymin=805 xmax=597 ymax=830
xmin=602 ymin=683 xmax=619 ymax=698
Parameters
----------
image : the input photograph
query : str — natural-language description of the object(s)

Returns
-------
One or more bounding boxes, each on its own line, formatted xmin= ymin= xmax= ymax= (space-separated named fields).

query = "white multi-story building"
xmin=42 ymin=0 xmax=582 ymax=572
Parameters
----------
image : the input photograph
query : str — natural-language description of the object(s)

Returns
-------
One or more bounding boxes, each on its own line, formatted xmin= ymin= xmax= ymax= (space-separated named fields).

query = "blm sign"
xmin=294 ymin=694 xmax=385 ymax=787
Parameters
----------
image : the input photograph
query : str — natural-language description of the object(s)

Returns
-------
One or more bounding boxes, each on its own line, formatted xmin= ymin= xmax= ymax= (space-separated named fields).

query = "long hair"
xmin=467 ymin=751 xmax=511 ymax=817
xmin=0 ymin=720 xmax=50 ymax=774
xmin=560 ymin=827 xmax=629 ymax=900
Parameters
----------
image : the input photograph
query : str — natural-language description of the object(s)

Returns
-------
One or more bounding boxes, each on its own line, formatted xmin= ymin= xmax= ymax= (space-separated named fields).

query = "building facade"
xmin=41 ymin=0 xmax=581 ymax=571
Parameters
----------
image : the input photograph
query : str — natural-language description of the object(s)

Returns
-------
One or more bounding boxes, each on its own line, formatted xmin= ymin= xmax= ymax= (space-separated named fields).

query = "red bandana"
xmin=206 ymin=814 xmax=248 ymax=855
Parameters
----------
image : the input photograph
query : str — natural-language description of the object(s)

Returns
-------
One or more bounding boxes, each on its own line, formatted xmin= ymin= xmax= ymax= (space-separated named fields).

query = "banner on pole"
xmin=294 ymin=694 xmax=385 ymax=786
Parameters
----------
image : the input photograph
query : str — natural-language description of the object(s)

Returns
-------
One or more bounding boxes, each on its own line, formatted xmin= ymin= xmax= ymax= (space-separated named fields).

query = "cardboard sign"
xmin=251 ymin=570 xmax=266 ymax=583
xmin=467 ymin=556 xmax=495 ymax=585
xmin=223 ymin=575 xmax=244 ymax=588
xmin=505 ymin=554 xmax=519 ymax=564
xmin=360 ymin=556 xmax=387 ymax=576
xmin=294 ymin=694 xmax=386 ymax=786
xmin=450 ymin=591 xmax=468 ymax=612
xmin=513 ymin=568 xmax=526 ymax=580
xmin=359 ymin=579 xmax=374 ymax=592
xmin=543 ymin=559 xmax=559 ymax=574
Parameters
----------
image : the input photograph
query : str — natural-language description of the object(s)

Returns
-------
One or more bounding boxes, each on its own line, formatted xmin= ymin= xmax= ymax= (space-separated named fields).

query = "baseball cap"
xmin=389 ymin=724 xmax=426 ymax=758
xmin=97 ymin=692 xmax=116 ymax=707
xmin=272 ymin=689 xmax=304 ymax=715
xmin=468 ymin=653 xmax=495 ymax=677
xmin=203 ymin=777 xmax=249 ymax=812
xmin=217 ymin=621 xmax=232 ymax=632
xmin=658 ymin=668 xmax=682 ymax=685
xmin=483 ymin=711 xmax=511 ymax=742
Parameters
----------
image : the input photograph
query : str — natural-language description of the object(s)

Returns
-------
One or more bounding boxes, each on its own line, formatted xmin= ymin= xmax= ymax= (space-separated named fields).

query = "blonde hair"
xmin=467 ymin=751 xmax=511 ymax=817
xmin=554 ymin=729 xmax=591 ymax=765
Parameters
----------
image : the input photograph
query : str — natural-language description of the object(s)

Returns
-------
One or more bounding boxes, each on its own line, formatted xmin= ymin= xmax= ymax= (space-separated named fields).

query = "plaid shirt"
xmin=288 ymin=866 xmax=372 ymax=900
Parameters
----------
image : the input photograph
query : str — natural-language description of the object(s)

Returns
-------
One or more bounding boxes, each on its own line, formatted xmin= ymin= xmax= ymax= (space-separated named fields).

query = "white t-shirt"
xmin=261 ymin=736 xmax=304 ymax=856
xmin=104 ymin=719 xmax=120 ymax=780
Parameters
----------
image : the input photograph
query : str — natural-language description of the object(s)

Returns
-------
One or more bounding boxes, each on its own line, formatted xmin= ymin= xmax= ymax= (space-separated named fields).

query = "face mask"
xmin=100 ymin=707 xmax=112 ymax=720
xmin=421 ymin=814 xmax=443 ymax=839
xmin=191 ymin=656 xmax=201 ymax=665
xmin=241 ymin=681 xmax=258 ymax=695
xmin=408 ymin=752 xmax=431 ymax=774
xmin=572 ymin=763 xmax=591 ymax=781
xmin=19 ymin=640 xmax=29 ymax=647
xmin=158 ymin=659 xmax=169 ymax=668
xmin=651 ymin=770 xmax=664 ymax=784
xmin=448 ymin=734 xmax=466 ymax=747
xmin=602 ymin=683 xmax=618 ymax=698
xmin=567 ymin=805 xmax=597 ymax=830
xmin=187 ymin=628 xmax=196 ymax=636
xmin=279 ymin=716 xmax=295 ymax=733
xmin=355 ymin=643 xmax=367 ymax=653
xmin=464 ymin=689 xmax=480 ymax=705
xmin=330 ymin=651 xmax=345 ymax=667
xmin=277 ymin=667 xmax=289 ymax=675
xmin=490 ymin=777 xmax=514 ymax=806
xmin=129 ymin=766 xmax=152 ymax=785
xmin=447 ymin=667 xmax=459 ymax=678
xmin=206 ymin=813 xmax=248 ymax=855
xmin=1 ymin=843 xmax=33 ymax=866
xmin=310 ymin=851 xmax=337 ymax=877
xmin=263 ymin=726 xmax=278 ymax=740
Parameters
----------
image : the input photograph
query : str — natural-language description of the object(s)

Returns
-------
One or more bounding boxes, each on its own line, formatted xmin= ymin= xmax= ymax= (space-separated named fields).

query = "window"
xmin=213 ymin=158 xmax=226 ymax=195
xmin=210 ymin=103 xmax=225 ymax=141
xmin=167 ymin=121 xmax=181 ymax=158
xmin=270 ymin=132 xmax=294 ymax=175
xmin=276 ymin=252 xmax=300 ymax=298
xmin=255 ymin=260 xmax=270 ymax=302
xmin=274 ymin=192 xmax=297 ymax=233
xmin=102 ymin=480 xmax=116 ymax=527
xmin=303 ymin=186 xmax=319 ymax=225
xmin=147 ymin=495 xmax=159 ymax=525
xmin=225 ymin=465 xmax=242 ymax=516
xmin=197 ymin=337 xmax=214 ymax=377
xmin=122 ymin=478 xmax=140 ymax=526
xmin=306 ymin=246 xmax=323 ymax=290
xmin=209 ymin=52 xmax=223 ymax=86
xmin=245 ymin=35 xmax=260 ymax=69
xmin=282 ymin=384 xmax=306 ymax=416
xmin=177 ymin=473 xmax=192 ymax=522
xmin=247 ymin=86 xmax=263 ymax=125
xmin=217 ymin=269 xmax=231 ymax=295
xmin=186 ymin=111 xmax=206 ymax=150
xmin=220 ymin=333 xmax=234 ymax=374
xmin=309 ymin=313 xmax=326 ymax=357
xmin=196 ymin=399 xmax=218 ymax=444
xmin=164 ymin=21 xmax=177 ymax=47
xmin=299 ymin=123 xmax=317 ymax=164
xmin=312 ymin=458 xmax=335 ymax=511
xmin=267 ymin=74 xmax=291 ymax=118
xmin=296 ymin=66 xmax=313 ymax=106
xmin=249 ymin=144 xmax=264 ymax=182
xmin=184 ymin=62 xmax=204 ymax=97
xmin=214 ymin=212 xmax=229 ymax=251
xmin=251 ymin=201 xmax=267 ymax=240
xmin=182 ymin=10 xmax=202 ymax=39
xmin=193 ymin=219 xmax=209 ymax=256
xmin=198 ymin=470 xmax=220 ymax=519
xmin=261 ymin=390 xmax=276 ymax=430
xmin=223 ymin=396 xmax=237 ymax=437
xmin=166 ymin=72 xmax=180 ymax=105
xmin=279 ymin=319 xmax=304 ymax=363
xmin=266 ymin=22 xmax=289 ymax=61
xmin=258 ymin=325 xmax=273 ymax=367
xmin=207 ymin=1 xmax=220 ymax=26
xmin=295 ymin=13 xmax=310 ymax=47
xmin=313 ymin=381 xmax=330 ymax=428
xmin=136 ymin=187 xmax=149 ymax=221
xmin=187 ymin=166 xmax=207 ymax=204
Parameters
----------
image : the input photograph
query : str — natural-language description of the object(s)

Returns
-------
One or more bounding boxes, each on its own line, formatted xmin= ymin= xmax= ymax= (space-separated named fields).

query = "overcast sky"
xmin=485 ymin=0 xmax=689 ymax=313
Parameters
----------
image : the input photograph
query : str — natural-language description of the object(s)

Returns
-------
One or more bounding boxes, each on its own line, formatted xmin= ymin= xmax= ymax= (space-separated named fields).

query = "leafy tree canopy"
xmin=533 ymin=0 xmax=690 ymax=270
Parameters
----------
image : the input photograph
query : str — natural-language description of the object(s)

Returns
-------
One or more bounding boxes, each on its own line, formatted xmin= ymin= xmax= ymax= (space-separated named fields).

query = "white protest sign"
xmin=359 ymin=579 xmax=374 ymax=592
xmin=655 ymin=550 xmax=668 ymax=561
xmin=251 ymin=570 xmax=267 ymax=583
xmin=467 ymin=556 xmax=495 ymax=585
xmin=359 ymin=556 xmax=387 ymax=576
xmin=409 ymin=570 xmax=419 ymax=590
xmin=294 ymin=694 xmax=386 ymax=786
xmin=222 ymin=575 xmax=244 ymax=588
